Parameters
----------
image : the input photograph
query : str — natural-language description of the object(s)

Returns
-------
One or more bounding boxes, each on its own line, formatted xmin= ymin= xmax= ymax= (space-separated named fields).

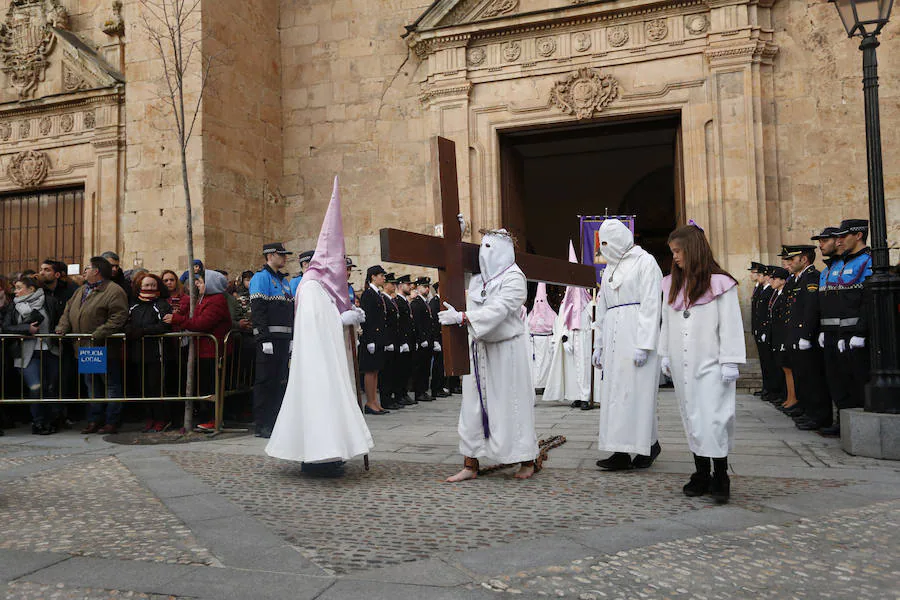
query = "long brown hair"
xmin=667 ymin=225 xmax=736 ymax=306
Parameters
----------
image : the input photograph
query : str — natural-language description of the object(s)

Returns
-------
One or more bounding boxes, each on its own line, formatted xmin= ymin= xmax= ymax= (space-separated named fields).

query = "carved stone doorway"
xmin=499 ymin=114 xmax=683 ymax=272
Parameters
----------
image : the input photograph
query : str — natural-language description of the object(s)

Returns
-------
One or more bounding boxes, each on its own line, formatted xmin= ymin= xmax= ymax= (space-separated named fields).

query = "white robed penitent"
xmin=454 ymin=231 xmax=539 ymax=464
xmin=527 ymin=282 xmax=556 ymax=390
xmin=266 ymin=177 xmax=374 ymax=464
xmin=542 ymin=242 xmax=592 ymax=403
xmin=592 ymin=219 xmax=663 ymax=455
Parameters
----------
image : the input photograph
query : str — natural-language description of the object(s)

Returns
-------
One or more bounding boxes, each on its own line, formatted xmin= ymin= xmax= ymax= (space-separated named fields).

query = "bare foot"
xmin=445 ymin=468 xmax=477 ymax=482
xmin=514 ymin=463 xmax=535 ymax=479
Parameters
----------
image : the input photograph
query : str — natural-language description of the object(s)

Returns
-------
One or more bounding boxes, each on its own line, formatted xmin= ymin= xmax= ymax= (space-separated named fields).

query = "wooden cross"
xmin=380 ymin=136 xmax=596 ymax=376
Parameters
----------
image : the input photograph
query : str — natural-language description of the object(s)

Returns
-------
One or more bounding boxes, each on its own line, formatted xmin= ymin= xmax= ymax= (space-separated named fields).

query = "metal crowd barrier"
xmin=0 ymin=331 xmax=237 ymax=431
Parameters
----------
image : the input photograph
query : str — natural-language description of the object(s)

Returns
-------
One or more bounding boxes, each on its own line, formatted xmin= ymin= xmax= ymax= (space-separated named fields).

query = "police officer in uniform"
xmin=379 ymin=273 xmax=402 ymax=410
xmin=751 ymin=263 xmax=779 ymax=401
xmin=289 ymin=250 xmax=314 ymax=296
xmin=429 ymin=282 xmax=448 ymax=398
xmin=749 ymin=262 xmax=766 ymax=396
xmin=250 ymin=242 xmax=294 ymax=438
xmin=394 ymin=275 xmax=416 ymax=405
xmin=832 ymin=219 xmax=874 ymax=413
xmin=359 ymin=265 xmax=389 ymax=415
xmin=780 ymin=245 xmax=831 ymax=431
xmin=410 ymin=276 xmax=434 ymax=402
xmin=767 ymin=266 xmax=793 ymax=411
xmin=812 ymin=226 xmax=846 ymax=436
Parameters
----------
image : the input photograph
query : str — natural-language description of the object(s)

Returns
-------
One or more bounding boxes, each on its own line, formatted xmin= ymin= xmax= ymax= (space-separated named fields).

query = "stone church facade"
xmin=0 ymin=0 xmax=897 ymax=299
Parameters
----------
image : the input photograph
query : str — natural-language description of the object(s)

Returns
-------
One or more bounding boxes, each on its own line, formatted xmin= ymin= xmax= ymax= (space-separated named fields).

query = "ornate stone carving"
xmin=38 ymin=115 xmax=50 ymax=135
xmin=573 ymin=31 xmax=591 ymax=53
xmin=467 ymin=47 xmax=486 ymax=67
xmin=536 ymin=36 xmax=557 ymax=58
xmin=645 ymin=18 xmax=668 ymax=42
xmin=685 ymin=14 xmax=709 ymax=35
xmin=59 ymin=112 xmax=72 ymax=132
xmin=0 ymin=122 xmax=10 ymax=140
xmin=62 ymin=62 xmax=87 ymax=91
xmin=19 ymin=119 xmax=29 ymax=137
xmin=550 ymin=67 xmax=619 ymax=120
xmin=0 ymin=0 xmax=69 ymax=99
xmin=480 ymin=0 xmax=518 ymax=19
xmin=7 ymin=149 xmax=50 ymax=187
xmin=502 ymin=41 xmax=521 ymax=62
xmin=607 ymin=26 xmax=629 ymax=48
xmin=102 ymin=0 xmax=124 ymax=36
xmin=83 ymin=110 xmax=95 ymax=129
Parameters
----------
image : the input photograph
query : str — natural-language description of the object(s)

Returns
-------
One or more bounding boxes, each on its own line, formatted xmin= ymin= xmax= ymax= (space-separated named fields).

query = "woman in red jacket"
xmin=164 ymin=270 xmax=231 ymax=430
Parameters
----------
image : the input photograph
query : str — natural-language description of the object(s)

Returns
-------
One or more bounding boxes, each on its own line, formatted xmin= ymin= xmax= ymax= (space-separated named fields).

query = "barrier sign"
xmin=78 ymin=347 xmax=107 ymax=374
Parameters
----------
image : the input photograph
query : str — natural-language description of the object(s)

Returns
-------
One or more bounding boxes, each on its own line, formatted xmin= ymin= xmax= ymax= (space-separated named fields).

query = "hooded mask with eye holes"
xmin=479 ymin=230 xmax=516 ymax=281
xmin=598 ymin=219 xmax=634 ymax=266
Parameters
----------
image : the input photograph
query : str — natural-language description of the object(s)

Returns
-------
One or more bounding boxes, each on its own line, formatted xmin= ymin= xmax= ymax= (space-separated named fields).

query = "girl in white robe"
xmin=527 ymin=283 xmax=556 ymax=390
xmin=659 ymin=223 xmax=745 ymax=503
xmin=439 ymin=229 xmax=539 ymax=481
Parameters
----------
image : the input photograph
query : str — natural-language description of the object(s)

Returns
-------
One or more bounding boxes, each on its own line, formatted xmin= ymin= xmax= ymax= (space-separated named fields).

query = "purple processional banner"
xmin=579 ymin=215 xmax=636 ymax=284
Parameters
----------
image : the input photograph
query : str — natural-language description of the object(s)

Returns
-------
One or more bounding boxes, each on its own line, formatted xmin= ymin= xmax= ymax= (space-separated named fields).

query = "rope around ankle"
xmin=476 ymin=435 xmax=567 ymax=475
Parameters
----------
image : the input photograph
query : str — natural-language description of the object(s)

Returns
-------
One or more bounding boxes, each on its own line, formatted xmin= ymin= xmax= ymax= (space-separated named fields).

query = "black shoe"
xmin=451 ymin=387 xmax=463 ymax=395
xmin=415 ymin=393 xmax=433 ymax=402
xmin=683 ymin=472 xmax=711 ymax=497
xmin=709 ymin=471 xmax=730 ymax=504
xmin=32 ymin=424 xmax=41 ymax=435
xmin=570 ymin=400 xmax=583 ymax=408
xmin=596 ymin=452 xmax=633 ymax=471
xmin=818 ymin=423 xmax=841 ymax=437
xmin=782 ymin=405 xmax=804 ymax=417
xmin=400 ymin=394 xmax=416 ymax=406
xmin=753 ymin=390 xmax=764 ymax=397
xmin=364 ymin=406 xmax=390 ymax=415
xmin=432 ymin=390 xmax=450 ymax=398
xmin=255 ymin=425 xmax=272 ymax=438
xmin=632 ymin=441 xmax=662 ymax=469
xmin=798 ymin=418 xmax=830 ymax=431
xmin=580 ymin=401 xmax=596 ymax=411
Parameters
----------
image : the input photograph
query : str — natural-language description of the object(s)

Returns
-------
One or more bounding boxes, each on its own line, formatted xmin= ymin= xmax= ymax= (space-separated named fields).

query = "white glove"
xmin=457 ymin=213 xmax=467 ymax=236
xmin=798 ymin=338 xmax=812 ymax=350
xmin=399 ymin=343 xmax=410 ymax=353
xmin=385 ymin=344 xmax=395 ymax=352
xmin=420 ymin=341 xmax=429 ymax=348
xmin=591 ymin=347 xmax=602 ymax=368
xmin=721 ymin=363 xmax=740 ymax=383
xmin=261 ymin=342 xmax=274 ymax=355
xmin=366 ymin=342 xmax=375 ymax=354
xmin=438 ymin=302 xmax=463 ymax=326
xmin=340 ymin=309 xmax=365 ymax=327
xmin=661 ymin=357 xmax=672 ymax=378
xmin=838 ymin=339 xmax=846 ymax=353
xmin=818 ymin=332 xmax=825 ymax=348
xmin=633 ymin=349 xmax=648 ymax=367
xmin=761 ymin=333 xmax=766 ymax=342
xmin=433 ymin=342 xmax=442 ymax=352
xmin=289 ymin=341 xmax=293 ymax=353
xmin=563 ymin=340 xmax=574 ymax=354
xmin=849 ymin=336 xmax=866 ymax=349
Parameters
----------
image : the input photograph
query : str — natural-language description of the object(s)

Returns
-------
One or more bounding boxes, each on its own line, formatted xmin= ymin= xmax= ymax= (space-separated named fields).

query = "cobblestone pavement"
xmin=5 ymin=582 xmax=187 ymax=600
xmin=476 ymin=500 xmax=900 ymax=598
xmin=170 ymin=451 xmax=848 ymax=574
xmin=0 ymin=454 xmax=213 ymax=565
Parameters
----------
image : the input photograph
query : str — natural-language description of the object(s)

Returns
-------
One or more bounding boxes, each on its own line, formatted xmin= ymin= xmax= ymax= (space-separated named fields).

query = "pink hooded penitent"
xmin=527 ymin=282 xmax=557 ymax=334
xmin=558 ymin=241 xmax=591 ymax=330
xmin=300 ymin=176 xmax=351 ymax=313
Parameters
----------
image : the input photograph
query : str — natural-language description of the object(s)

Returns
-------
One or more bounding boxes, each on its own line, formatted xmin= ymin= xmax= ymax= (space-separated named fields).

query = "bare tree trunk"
xmin=182 ymin=144 xmax=197 ymax=430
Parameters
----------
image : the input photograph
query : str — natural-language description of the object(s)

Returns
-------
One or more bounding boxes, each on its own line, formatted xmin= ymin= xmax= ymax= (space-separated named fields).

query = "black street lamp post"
xmin=832 ymin=0 xmax=900 ymax=413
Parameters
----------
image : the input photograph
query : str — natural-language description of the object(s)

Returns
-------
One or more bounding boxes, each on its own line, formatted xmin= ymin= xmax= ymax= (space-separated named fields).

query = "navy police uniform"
xmin=410 ymin=277 xmax=434 ymax=402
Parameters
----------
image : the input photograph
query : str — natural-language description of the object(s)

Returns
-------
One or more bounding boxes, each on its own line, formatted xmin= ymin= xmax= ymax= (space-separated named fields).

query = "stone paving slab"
xmin=0 ymin=550 xmax=69 ymax=584
xmin=169 ymin=451 xmax=851 ymax=575
xmin=476 ymin=500 xmax=900 ymax=598
xmin=3 ymin=581 xmax=194 ymax=600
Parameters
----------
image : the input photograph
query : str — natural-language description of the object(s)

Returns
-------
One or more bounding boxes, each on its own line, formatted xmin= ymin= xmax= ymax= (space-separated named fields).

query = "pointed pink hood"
xmin=300 ymin=176 xmax=351 ymax=313
xmin=527 ymin=282 xmax=557 ymax=334
xmin=558 ymin=241 xmax=591 ymax=330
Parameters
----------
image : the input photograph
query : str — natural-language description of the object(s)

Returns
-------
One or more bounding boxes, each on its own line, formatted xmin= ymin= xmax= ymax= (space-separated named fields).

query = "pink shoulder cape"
xmin=662 ymin=274 xmax=737 ymax=310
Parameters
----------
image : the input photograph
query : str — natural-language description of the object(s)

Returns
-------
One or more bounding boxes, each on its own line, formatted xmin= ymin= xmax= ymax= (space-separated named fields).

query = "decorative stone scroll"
xmin=480 ymin=0 xmax=518 ymax=19
xmin=7 ymin=149 xmax=50 ymax=187
xmin=607 ymin=26 xmax=629 ymax=48
xmin=38 ymin=115 xmax=51 ymax=135
xmin=467 ymin=47 xmax=486 ymax=66
xmin=502 ymin=41 xmax=521 ymax=62
xmin=536 ymin=36 xmax=557 ymax=57
xmin=550 ymin=67 xmax=619 ymax=120
xmin=59 ymin=112 xmax=73 ymax=132
xmin=1 ymin=0 xmax=69 ymax=99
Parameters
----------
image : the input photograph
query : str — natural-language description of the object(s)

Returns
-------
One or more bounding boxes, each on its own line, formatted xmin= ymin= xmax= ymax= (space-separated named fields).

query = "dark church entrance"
xmin=499 ymin=114 xmax=683 ymax=279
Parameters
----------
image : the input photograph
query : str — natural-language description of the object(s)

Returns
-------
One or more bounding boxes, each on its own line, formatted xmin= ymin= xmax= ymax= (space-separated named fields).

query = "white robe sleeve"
xmin=716 ymin=286 xmax=746 ymax=364
xmin=594 ymin=284 xmax=609 ymax=334
xmin=658 ymin=289 xmax=670 ymax=359
xmin=466 ymin=272 xmax=527 ymax=342
xmin=634 ymin=256 xmax=663 ymax=351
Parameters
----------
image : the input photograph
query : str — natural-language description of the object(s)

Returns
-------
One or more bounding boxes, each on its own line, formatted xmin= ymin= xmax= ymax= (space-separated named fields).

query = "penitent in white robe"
xmin=459 ymin=267 xmax=539 ymax=464
xmin=529 ymin=333 xmax=553 ymax=389
xmin=542 ymin=306 xmax=593 ymax=403
xmin=593 ymin=250 xmax=663 ymax=455
xmin=266 ymin=279 xmax=374 ymax=463
xmin=659 ymin=282 xmax=745 ymax=458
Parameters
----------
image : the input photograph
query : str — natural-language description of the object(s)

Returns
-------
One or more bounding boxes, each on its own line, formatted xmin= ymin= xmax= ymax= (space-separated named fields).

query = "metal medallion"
xmin=481 ymin=289 xmax=487 ymax=298
xmin=683 ymin=309 xmax=691 ymax=319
